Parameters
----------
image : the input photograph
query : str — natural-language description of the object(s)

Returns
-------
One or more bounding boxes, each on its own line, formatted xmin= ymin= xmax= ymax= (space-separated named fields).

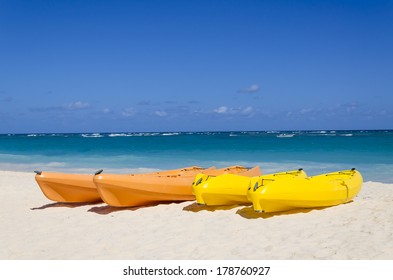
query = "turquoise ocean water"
xmin=0 ymin=130 xmax=392 ymax=183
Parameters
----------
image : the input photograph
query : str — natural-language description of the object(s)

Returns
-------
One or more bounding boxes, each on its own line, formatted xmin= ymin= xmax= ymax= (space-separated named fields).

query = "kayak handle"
xmin=94 ymin=169 xmax=104 ymax=175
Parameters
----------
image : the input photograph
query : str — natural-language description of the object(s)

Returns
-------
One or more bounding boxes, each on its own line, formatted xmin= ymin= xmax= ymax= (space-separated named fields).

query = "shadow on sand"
xmin=31 ymin=201 xmax=102 ymax=210
xmin=236 ymin=205 xmax=333 ymax=219
xmin=88 ymin=205 xmax=143 ymax=214
xmin=88 ymin=200 xmax=185 ymax=215
xmin=182 ymin=202 xmax=248 ymax=212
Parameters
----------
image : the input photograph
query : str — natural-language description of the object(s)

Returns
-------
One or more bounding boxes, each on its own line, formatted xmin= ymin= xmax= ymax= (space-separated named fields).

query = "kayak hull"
xmin=193 ymin=169 xmax=307 ymax=206
xmin=35 ymin=172 xmax=100 ymax=203
xmin=247 ymin=169 xmax=363 ymax=213
xmin=35 ymin=166 xmax=209 ymax=203
xmin=94 ymin=166 xmax=261 ymax=207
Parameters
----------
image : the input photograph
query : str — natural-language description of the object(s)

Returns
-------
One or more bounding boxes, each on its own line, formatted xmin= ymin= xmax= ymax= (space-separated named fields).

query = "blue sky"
xmin=1 ymin=0 xmax=392 ymax=133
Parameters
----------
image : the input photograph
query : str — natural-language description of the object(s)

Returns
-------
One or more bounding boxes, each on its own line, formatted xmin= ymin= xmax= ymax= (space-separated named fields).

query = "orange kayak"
xmin=34 ymin=166 xmax=213 ymax=203
xmin=93 ymin=166 xmax=262 ymax=207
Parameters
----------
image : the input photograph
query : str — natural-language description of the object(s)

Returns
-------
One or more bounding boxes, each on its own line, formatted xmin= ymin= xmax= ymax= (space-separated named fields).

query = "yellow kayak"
xmin=247 ymin=168 xmax=363 ymax=213
xmin=193 ymin=169 xmax=307 ymax=206
xmin=93 ymin=166 xmax=261 ymax=207
xmin=35 ymin=166 xmax=213 ymax=203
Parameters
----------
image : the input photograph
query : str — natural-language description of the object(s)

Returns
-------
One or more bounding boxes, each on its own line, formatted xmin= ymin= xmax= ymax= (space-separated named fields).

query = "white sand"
xmin=0 ymin=170 xmax=392 ymax=260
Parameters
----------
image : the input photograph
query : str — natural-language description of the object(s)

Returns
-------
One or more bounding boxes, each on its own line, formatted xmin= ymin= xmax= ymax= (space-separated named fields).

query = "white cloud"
xmin=214 ymin=106 xmax=229 ymax=114
xmin=238 ymin=84 xmax=260 ymax=93
xmin=30 ymin=101 xmax=90 ymax=112
xmin=213 ymin=105 xmax=255 ymax=116
xmin=241 ymin=106 xmax=253 ymax=115
xmin=64 ymin=101 xmax=90 ymax=110
xmin=336 ymin=102 xmax=359 ymax=113
xmin=121 ymin=108 xmax=136 ymax=117
xmin=102 ymin=108 xmax=111 ymax=113
xmin=300 ymin=108 xmax=314 ymax=114
xmin=154 ymin=110 xmax=168 ymax=117
xmin=285 ymin=107 xmax=322 ymax=119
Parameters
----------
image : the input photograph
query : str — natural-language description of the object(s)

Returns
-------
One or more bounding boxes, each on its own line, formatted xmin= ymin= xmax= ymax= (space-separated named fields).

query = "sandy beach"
xmin=0 ymin=170 xmax=392 ymax=260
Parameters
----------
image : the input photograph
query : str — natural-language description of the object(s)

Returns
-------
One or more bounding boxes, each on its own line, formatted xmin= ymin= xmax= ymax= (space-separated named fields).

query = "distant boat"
xmin=276 ymin=133 xmax=295 ymax=138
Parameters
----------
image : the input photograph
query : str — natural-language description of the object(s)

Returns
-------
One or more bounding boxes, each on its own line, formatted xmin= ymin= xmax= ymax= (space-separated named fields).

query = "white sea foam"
xmin=135 ymin=132 xmax=159 ymax=136
xmin=108 ymin=133 xmax=132 ymax=137
xmin=161 ymin=132 xmax=180 ymax=136
xmin=81 ymin=133 xmax=103 ymax=138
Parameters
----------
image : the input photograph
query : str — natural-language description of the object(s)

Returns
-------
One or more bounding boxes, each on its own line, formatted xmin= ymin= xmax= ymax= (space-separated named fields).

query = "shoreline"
xmin=1 ymin=170 xmax=392 ymax=260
